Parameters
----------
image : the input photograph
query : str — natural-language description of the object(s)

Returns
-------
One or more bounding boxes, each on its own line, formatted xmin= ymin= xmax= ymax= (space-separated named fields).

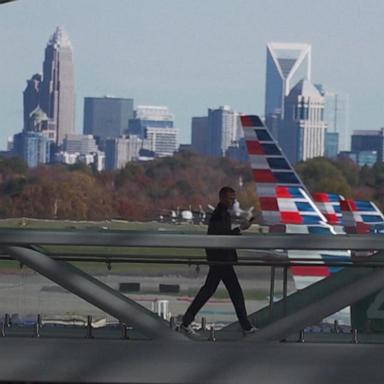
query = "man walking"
xmin=181 ymin=186 xmax=256 ymax=335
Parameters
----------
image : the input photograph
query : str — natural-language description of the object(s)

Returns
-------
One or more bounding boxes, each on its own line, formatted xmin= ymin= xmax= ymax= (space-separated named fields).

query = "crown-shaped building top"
xmin=265 ymin=42 xmax=312 ymax=119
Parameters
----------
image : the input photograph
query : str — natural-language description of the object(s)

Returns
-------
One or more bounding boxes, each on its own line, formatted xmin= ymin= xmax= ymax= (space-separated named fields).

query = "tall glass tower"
xmin=40 ymin=27 xmax=75 ymax=145
xmin=265 ymin=42 xmax=311 ymax=136
xmin=315 ymin=84 xmax=350 ymax=152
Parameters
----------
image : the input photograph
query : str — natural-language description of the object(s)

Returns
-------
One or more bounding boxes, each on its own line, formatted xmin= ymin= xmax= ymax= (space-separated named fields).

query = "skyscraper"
xmin=128 ymin=106 xmax=178 ymax=157
xmin=63 ymin=134 xmax=99 ymax=155
xmin=128 ymin=105 xmax=174 ymax=138
xmin=191 ymin=116 xmax=209 ymax=155
xmin=13 ymin=131 xmax=51 ymax=168
xmin=279 ymin=80 xmax=326 ymax=164
xmin=315 ymin=84 xmax=350 ymax=152
xmin=265 ymin=42 xmax=311 ymax=138
xmin=40 ymin=27 xmax=75 ymax=145
xmin=351 ymin=129 xmax=384 ymax=163
xmin=83 ymin=97 xmax=134 ymax=142
xmin=190 ymin=106 xmax=239 ymax=158
xmin=104 ymin=135 xmax=149 ymax=170
xmin=207 ymin=106 xmax=239 ymax=157
xmin=23 ymin=73 xmax=41 ymax=130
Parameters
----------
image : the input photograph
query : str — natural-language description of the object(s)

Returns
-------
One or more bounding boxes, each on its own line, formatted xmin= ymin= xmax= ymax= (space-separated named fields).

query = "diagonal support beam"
xmin=223 ymin=266 xmax=372 ymax=332
xmin=247 ymin=266 xmax=384 ymax=342
xmin=5 ymin=246 xmax=187 ymax=341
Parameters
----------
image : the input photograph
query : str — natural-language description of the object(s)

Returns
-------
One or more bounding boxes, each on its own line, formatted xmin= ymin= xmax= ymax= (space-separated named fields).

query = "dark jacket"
xmin=206 ymin=202 xmax=240 ymax=263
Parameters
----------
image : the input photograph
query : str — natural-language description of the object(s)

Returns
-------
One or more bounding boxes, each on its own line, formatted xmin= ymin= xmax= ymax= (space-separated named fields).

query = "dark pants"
xmin=182 ymin=265 xmax=252 ymax=330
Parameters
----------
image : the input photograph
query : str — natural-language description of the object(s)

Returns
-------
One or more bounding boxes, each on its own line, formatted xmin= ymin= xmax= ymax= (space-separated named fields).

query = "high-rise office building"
xmin=63 ymin=134 xmax=99 ymax=155
xmin=83 ymin=97 xmax=134 ymax=142
xmin=145 ymin=127 xmax=179 ymax=157
xmin=190 ymin=106 xmax=239 ymax=158
xmin=191 ymin=116 xmax=209 ymax=155
xmin=324 ymin=132 xmax=339 ymax=158
xmin=105 ymin=137 xmax=129 ymax=170
xmin=25 ymin=106 xmax=56 ymax=141
xmin=315 ymin=84 xmax=350 ymax=152
xmin=265 ymin=42 xmax=311 ymax=139
xmin=23 ymin=74 xmax=42 ymax=130
xmin=351 ymin=129 xmax=384 ymax=163
xmin=104 ymin=135 xmax=149 ymax=170
xmin=40 ymin=27 xmax=75 ymax=145
xmin=128 ymin=106 xmax=174 ymax=138
xmin=279 ymin=80 xmax=326 ymax=164
xmin=128 ymin=106 xmax=178 ymax=157
xmin=13 ymin=131 xmax=51 ymax=168
xmin=208 ymin=106 xmax=239 ymax=157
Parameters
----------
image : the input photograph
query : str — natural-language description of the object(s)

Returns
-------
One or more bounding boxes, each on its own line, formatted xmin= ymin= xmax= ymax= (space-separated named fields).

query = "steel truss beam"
xmin=4 ymin=246 xmax=187 ymax=341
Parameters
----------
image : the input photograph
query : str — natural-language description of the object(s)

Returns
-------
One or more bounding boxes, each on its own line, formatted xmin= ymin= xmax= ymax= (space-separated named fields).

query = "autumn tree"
xmin=295 ymin=157 xmax=352 ymax=197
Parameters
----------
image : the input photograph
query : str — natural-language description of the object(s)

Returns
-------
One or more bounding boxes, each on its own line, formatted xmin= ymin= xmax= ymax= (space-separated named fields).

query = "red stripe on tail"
xmin=291 ymin=266 xmax=330 ymax=277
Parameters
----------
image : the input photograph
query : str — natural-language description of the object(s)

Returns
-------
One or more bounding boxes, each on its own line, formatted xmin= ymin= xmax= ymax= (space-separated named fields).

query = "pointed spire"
xmin=48 ymin=26 xmax=72 ymax=48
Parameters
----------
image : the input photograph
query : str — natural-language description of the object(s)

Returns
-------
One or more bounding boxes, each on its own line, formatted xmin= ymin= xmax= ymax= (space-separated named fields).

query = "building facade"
xmin=128 ymin=106 xmax=174 ymax=138
xmin=128 ymin=106 xmax=178 ymax=157
xmin=145 ymin=127 xmax=178 ymax=157
xmin=104 ymin=135 xmax=150 ymax=170
xmin=315 ymin=84 xmax=350 ymax=152
xmin=40 ymin=27 xmax=75 ymax=145
xmin=279 ymin=80 xmax=326 ymax=164
xmin=351 ymin=129 xmax=384 ymax=163
xmin=190 ymin=106 xmax=239 ymax=158
xmin=13 ymin=131 xmax=51 ymax=168
xmin=324 ymin=131 xmax=339 ymax=158
xmin=191 ymin=116 xmax=209 ymax=155
xmin=62 ymin=134 xmax=99 ymax=155
xmin=83 ymin=97 xmax=134 ymax=142
xmin=23 ymin=74 xmax=42 ymax=130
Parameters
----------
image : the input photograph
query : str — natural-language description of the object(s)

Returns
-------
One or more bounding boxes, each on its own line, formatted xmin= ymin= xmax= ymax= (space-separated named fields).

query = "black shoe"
xmin=180 ymin=324 xmax=198 ymax=336
xmin=242 ymin=326 xmax=258 ymax=335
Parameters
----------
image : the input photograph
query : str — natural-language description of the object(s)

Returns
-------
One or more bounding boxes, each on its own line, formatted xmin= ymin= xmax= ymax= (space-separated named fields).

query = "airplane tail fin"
xmin=240 ymin=115 xmax=350 ymax=290
xmin=240 ymin=115 xmax=328 ymax=228
xmin=341 ymin=199 xmax=384 ymax=234
xmin=312 ymin=193 xmax=343 ymax=226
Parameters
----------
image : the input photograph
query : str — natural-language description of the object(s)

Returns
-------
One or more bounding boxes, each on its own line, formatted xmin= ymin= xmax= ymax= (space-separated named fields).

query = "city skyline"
xmin=1 ymin=0 xmax=383 ymax=150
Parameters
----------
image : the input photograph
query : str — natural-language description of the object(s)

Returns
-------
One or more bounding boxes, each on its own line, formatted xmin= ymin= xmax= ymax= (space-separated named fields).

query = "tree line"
xmin=0 ymin=153 xmax=382 ymax=221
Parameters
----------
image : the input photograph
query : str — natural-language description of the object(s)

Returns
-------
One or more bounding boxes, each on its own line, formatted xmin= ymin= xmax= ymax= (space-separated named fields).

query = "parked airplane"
xmin=159 ymin=205 xmax=207 ymax=225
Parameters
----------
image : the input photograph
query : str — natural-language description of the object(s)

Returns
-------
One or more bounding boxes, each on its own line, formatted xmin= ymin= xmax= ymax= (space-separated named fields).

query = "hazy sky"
xmin=1 ymin=0 xmax=383 ymax=149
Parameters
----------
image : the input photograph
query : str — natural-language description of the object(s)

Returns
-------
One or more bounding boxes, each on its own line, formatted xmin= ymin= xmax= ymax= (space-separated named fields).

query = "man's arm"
xmin=208 ymin=213 xmax=241 ymax=235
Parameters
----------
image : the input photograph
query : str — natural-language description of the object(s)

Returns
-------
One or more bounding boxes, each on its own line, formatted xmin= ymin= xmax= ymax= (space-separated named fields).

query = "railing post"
xmin=269 ymin=266 xmax=276 ymax=318
xmin=209 ymin=325 xmax=216 ymax=342
xmin=86 ymin=315 xmax=93 ymax=339
xmin=120 ymin=322 xmax=129 ymax=339
xmin=351 ymin=329 xmax=358 ymax=344
xmin=201 ymin=317 xmax=207 ymax=332
xmin=297 ymin=329 xmax=305 ymax=343
xmin=283 ymin=266 xmax=288 ymax=317
xmin=34 ymin=314 xmax=41 ymax=338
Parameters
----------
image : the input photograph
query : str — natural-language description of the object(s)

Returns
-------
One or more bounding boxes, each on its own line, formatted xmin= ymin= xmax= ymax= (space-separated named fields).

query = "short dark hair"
xmin=219 ymin=186 xmax=235 ymax=198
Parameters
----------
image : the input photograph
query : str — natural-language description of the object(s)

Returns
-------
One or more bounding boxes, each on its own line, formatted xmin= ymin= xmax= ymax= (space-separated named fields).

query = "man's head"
xmin=219 ymin=186 xmax=236 ymax=209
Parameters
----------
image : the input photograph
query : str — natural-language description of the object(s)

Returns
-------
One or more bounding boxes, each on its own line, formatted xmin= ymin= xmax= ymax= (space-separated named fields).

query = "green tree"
xmin=295 ymin=158 xmax=352 ymax=197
